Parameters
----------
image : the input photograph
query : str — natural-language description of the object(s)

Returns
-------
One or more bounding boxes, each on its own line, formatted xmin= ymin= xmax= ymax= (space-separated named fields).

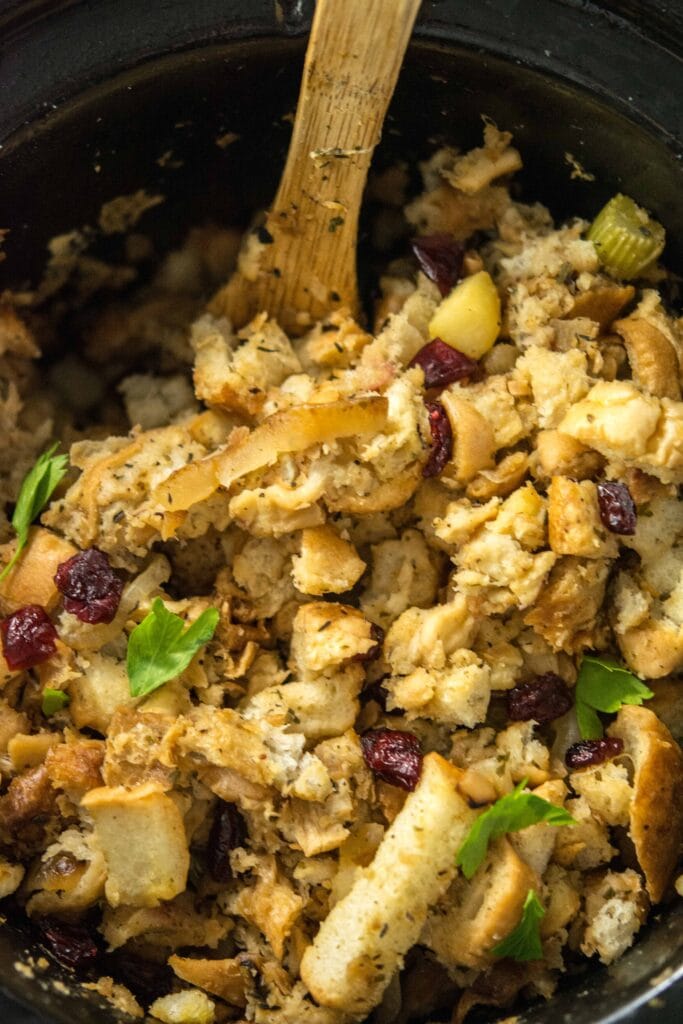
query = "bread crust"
xmin=610 ymin=705 xmax=683 ymax=901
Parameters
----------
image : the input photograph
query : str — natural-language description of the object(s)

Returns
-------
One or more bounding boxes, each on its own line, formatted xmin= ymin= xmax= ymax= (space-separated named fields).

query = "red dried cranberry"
xmin=565 ymin=737 xmax=624 ymax=770
xmin=361 ymin=728 xmax=423 ymax=791
xmin=423 ymin=401 xmax=453 ymax=478
xmin=39 ymin=918 xmax=100 ymax=972
xmin=596 ymin=481 xmax=637 ymax=535
xmin=207 ymin=801 xmax=247 ymax=882
xmin=409 ymin=338 xmax=481 ymax=390
xmin=411 ymin=234 xmax=464 ymax=297
xmin=54 ymin=547 xmax=125 ymax=624
xmin=0 ymin=605 xmax=57 ymax=670
xmin=109 ymin=950 xmax=174 ymax=1003
xmin=507 ymin=673 xmax=573 ymax=724
xmin=353 ymin=623 xmax=385 ymax=663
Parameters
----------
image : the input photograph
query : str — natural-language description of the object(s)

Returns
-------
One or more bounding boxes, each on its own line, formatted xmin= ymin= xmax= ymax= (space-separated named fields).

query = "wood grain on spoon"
xmin=209 ymin=0 xmax=422 ymax=335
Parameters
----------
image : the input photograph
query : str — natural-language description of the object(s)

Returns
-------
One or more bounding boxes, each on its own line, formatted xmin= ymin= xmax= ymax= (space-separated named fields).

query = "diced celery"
xmin=587 ymin=193 xmax=665 ymax=279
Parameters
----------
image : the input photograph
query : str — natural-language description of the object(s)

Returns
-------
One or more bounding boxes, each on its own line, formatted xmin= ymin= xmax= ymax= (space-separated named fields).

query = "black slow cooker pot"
xmin=0 ymin=1 xmax=682 ymax=1022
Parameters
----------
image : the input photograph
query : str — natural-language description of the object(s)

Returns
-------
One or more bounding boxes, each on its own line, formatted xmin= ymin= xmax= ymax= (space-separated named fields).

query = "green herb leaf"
xmin=456 ymin=779 xmax=575 ymax=880
xmin=492 ymin=889 xmax=545 ymax=961
xmin=0 ymin=444 xmax=69 ymax=582
xmin=41 ymin=688 xmax=70 ymax=716
xmin=575 ymin=655 xmax=654 ymax=740
xmin=127 ymin=598 xmax=219 ymax=698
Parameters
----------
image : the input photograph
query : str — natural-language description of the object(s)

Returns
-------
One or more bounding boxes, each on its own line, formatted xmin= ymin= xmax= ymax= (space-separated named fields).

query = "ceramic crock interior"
xmin=0 ymin=14 xmax=683 ymax=1024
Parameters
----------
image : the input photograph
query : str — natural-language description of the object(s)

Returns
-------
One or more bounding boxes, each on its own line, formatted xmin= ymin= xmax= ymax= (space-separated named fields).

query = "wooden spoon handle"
xmin=252 ymin=0 xmax=421 ymax=333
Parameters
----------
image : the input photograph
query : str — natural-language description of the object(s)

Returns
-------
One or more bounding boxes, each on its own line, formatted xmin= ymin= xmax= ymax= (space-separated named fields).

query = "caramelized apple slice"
xmin=158 ymin=396 xmax=388 ymax=514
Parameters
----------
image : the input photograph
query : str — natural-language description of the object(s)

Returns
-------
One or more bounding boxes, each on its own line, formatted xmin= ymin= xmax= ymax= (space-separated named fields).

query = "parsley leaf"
xmin=456 ymin=779 xmax=575 ymax=879
xmin=0 ymin=444 xmax=68 ymax=582
xmin=42 ymin=688 xmax=70 ymax=716
xmin=492 ymin=888 xmax=545 ymax=961
xmin=127 ymin=598 xmax=219 ymax=697
xmin=575 ymin=655 xmax=654 ymax=740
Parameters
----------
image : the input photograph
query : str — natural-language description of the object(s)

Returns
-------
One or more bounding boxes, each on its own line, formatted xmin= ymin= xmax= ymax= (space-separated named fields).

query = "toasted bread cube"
xmin=547 ymin=477 xmax=618 ymax=559
xmin=424 ymin=838 xmax=538 ymax=969
xmin=290 ymin=602 xmax=378 ymax=678
xmin=69 ymin=653 xmax=135 ymax=734
xmin=82 ymin=783 xmax=189 ymax=907
xmin=300 ymin=753 xmax=474 ymax=1015
xmin=292 ymin=525 xmax=366 ymax=596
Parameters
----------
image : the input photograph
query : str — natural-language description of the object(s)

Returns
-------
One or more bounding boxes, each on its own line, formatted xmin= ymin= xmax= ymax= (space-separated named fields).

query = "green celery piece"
xmin=42 ymin=688 xmax=70 ymax=716
xmin=587 ymin=194 xmax=665 ymax=279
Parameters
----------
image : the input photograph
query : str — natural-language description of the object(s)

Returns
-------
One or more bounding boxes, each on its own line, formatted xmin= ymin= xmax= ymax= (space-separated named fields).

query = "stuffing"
xmin=23 ymin=827 xmax=106 ymax=917
xmin=118 ymin=372 xmax=199 ymax=429
xmin=535 ymin=429 xmax=604 ymax=480
xmin=559 ymin=380 xmax=683 ymax=484
xmin=512 ymin=347 xmax=590 ymax=429
xmin=43 ymin=418 xmax=232 ymax=567
xmin=609 ymin=705 xmax=683 ymax=901
xmin=424 ymin=838 xmax=538 ymax=969
xmin=300 ymin=754 xmax=474 ymax=1015
xmin=291 ymin=525 xmax=366 ymax=596
xmin=386 ymin=649 xmax=491 ymax=728
xmin=580 ymin=870 xmax=647 ymax=965
xmin=451 ymin=485 xmax=556 ymax=615
xmin=2 ymin=129 xmax=682 ymax=1024
xmin=232 ymin=855 xmax=303 ymax=960
xmin=568 ymin=761 xmax=632 ymax=828
xmin=192 ymin=311 xmax=301 ymax=416
xmin=554 ymin=796 xmax=616 ymax=871
xmin=450 ymin=721 xmax=550 ymax=796
xmin=244 ymin=670 xmax=363 ymax=742
xmin=610 ymin=494 xmax=683 ymax=675
xmin=360 ymin=528 xmax=441 ymax=628
xmin=547 ymin=477 xmax=618 ymax=559
xmin=524 ymin=556 xmax=610 ymax=653
xmin=297 ymin=311 xmax=372 ymax=371
xmin=101 ymin=894 xmax=231 ymax=951
xmin=290 ymin=602 xmax=379 ymax=679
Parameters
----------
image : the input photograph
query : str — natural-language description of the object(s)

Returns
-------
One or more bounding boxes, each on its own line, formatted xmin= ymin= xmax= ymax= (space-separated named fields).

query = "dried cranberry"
xmin=54 ymin=547 xmax=125 ymax=624
xmin=565 ymin=737 xmax=624 ymax=770
xmin=361 ymin=728 xmax=423 ymax=791
xmin=507 ymin=673 xmax=573 ymax=724
xmin=409 ymin=338 xmax=481 ymax=390
xmin=206 ymin=801 xmax=248 ymax=882
xmin=411 ymin=234 xmax=464 ymax=297
xmin=0 ymin=605 xmax=57 ymax=670
xmin=423 ymin=401 xmax=453 ymax=478
xmin=353 ymin=623 xmax=385 ymax=663
xmin=108 ymin=950 xmax=174 ymax=1004
xmin=39 ymin=918 xmax=100 ymax=972
xmin=596 ymin=481 xmax=637 ymax=535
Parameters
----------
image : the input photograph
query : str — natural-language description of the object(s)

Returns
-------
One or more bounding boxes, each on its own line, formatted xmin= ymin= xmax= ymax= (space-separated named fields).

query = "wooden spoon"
xmin=209 ymin=0 xmax=422 ymax=335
